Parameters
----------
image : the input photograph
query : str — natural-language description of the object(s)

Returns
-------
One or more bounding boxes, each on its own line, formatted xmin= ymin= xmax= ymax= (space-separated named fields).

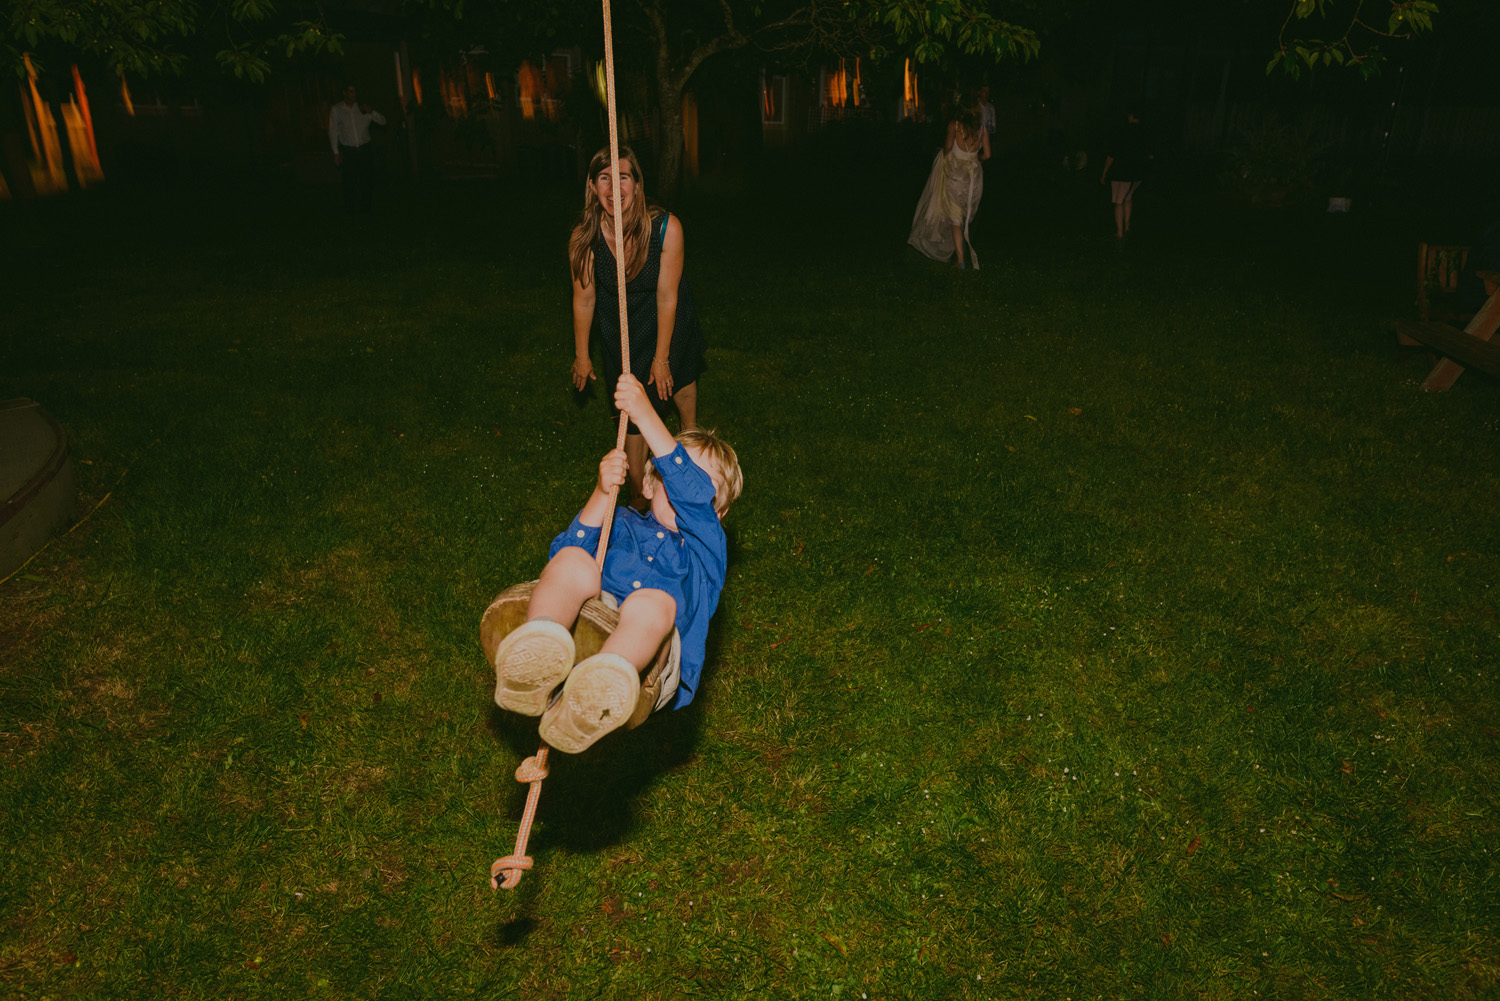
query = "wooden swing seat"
xmin=481 ymin=579 xmax=679 ymax=732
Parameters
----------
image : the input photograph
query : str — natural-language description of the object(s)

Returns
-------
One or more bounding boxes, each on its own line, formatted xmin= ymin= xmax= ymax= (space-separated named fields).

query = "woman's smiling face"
xmin=593 ymin=164 xmax=636 ymax=217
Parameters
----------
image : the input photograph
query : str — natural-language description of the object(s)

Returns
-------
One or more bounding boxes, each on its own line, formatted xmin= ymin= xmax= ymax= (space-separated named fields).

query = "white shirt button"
xmin=576 ymin=530 xmax=585 ymax=538
xmin=632 ymin=580 xmax=641 ymax=589
xmin=674 ymin=456 xmax=683 ymax=464
xmin=656 ymin=532 xmax=664 ymax=539
xmin=647 ymin=556 xmax=653 ymax=562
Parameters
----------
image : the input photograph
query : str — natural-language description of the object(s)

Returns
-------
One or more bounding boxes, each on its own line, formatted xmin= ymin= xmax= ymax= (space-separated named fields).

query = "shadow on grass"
xmin=489 ymin=915 xmax=540 ymax=949
xmin=485 ymin=698 xmax=703 ymax=853
xmin=478 ymin=707 xmax=704 ymax=946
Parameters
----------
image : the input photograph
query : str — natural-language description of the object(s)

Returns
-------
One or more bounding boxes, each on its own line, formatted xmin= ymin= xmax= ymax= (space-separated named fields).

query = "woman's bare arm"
xmin=651 ymin=215 xmax=685 ymax=400
xmin=571 ymin=257 xmax=597 ymax=389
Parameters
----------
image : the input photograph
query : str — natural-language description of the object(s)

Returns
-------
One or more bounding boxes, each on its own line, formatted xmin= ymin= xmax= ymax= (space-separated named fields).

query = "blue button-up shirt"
xmin=550 ymin=443 xmax=727 ymax=709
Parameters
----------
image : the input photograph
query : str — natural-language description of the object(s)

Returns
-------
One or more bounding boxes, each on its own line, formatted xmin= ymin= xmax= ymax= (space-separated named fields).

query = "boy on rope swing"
xmin=492 ymin=373 xmax=742 ymax=753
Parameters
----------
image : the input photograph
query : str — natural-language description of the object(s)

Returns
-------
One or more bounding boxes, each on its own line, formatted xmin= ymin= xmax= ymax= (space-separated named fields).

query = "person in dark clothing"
xmin=567 ymin=146 xmax=707 ymax=505
xmin=1099 ymin=112 xmax=1154 ymax=240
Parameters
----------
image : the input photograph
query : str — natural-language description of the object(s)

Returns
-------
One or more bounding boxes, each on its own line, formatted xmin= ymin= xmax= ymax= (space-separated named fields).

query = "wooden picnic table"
xmin=1396 ymin=269 xmax=1500 ymax=391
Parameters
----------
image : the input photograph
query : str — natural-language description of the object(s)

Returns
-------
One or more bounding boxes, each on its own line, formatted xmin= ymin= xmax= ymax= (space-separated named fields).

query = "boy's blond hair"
xmin=647 ymin=428 xmax=742 ymax=515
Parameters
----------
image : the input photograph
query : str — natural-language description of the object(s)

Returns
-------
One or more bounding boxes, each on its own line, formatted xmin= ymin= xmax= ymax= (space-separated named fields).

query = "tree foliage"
xmin=5 ymin=0 xmax=1453 ymax=87
xmin=1269 ymin=0 xmax=1438 ymax=78
xmin=603 ymin=0 xmax=1044 ymax=196
xmin=2 ymin=0 xmax=343 ymax=81
xmin=856 ymin=0 xmax=1040 ymax=64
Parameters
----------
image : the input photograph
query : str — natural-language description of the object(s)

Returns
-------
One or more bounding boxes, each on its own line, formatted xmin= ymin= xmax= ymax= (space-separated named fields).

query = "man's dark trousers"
xmin=339 ymin=143 xmax=374 ymax=213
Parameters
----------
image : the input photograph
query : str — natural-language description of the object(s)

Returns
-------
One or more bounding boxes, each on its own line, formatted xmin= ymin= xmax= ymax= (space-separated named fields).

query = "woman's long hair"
xmin=569 ymin=146 xmax=657 ymax=286
xmin=953 ymin=99 xmax=981 ymax=143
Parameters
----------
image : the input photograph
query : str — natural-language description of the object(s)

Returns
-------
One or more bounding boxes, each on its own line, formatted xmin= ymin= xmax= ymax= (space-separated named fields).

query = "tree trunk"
xmin=638 ymin=0 xmax=745 ymax=202
xmin=655 ymin=73 xmax=685 ymax=204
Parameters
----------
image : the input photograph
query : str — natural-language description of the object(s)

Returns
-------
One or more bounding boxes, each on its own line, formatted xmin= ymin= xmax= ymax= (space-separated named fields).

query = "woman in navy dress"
xmin=569 ymin=146 xmax=706 ymax=503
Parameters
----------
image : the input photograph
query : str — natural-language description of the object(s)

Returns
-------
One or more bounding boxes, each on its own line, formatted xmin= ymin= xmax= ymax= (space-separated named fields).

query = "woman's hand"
xmin=648 ymin=357 xmax=673 ymax=400
xmin=571 ymin=355 xmax=596 ymax=390
xmin=598 ymin=448 xmax=628 ymax=495
xmin=654 ymin=215 xmax=684 ymax=402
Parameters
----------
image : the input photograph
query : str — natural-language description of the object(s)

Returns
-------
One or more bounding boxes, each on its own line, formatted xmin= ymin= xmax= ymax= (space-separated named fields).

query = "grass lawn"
xmin=2 ymin=162 xmax=1498 ymax=999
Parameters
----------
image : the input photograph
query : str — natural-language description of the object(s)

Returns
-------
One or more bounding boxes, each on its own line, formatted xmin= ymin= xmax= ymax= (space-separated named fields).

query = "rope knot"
xmin=490 ymin=854 xmax=533 ymax=890
xmin=492 ymin=745 xmax=550 ymax=890
xmin=515 ymin=754 xmax=550 ymax=784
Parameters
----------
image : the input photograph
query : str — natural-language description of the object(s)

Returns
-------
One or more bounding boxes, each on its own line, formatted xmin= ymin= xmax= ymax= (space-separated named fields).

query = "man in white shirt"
xmin=977 ymin=85 xmax=996 ymax=146
xmin=329 ymin=84 xmax=385 ymax=213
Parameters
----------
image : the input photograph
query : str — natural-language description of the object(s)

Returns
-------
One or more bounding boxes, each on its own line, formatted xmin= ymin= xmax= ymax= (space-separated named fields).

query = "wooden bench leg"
xmin=1421 ymin=357 xmax=1466 ymax=392
xmin=1416 ymin=282 xmax=1500 ymax=391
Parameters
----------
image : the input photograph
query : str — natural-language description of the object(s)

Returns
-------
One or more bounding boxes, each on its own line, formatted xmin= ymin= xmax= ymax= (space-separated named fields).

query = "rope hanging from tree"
xmin=490 ymin=0 xmax=634 ymax=892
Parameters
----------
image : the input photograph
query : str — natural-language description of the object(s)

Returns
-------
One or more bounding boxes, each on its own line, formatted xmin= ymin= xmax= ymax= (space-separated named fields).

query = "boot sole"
xmin=493 ymin=621 xmax=575 ymax=716
xmin=539 ymin=654 xmax=639 ymax=753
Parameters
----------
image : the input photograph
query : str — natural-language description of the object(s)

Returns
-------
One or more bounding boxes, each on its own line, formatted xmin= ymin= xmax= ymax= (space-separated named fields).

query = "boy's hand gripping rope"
xmin=491 ymin=0 xmax=633 ymax=891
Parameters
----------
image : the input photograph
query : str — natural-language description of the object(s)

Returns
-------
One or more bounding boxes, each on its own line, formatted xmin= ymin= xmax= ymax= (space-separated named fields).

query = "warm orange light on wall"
xmin=826 ymin=59 xmax=846 ymax=110
xmin=22 ymin=54 xmax=66 ymax=194
xmin=412 ymin=70 xmax=424 ymax=106
xmin=517 ymin=60 xmax=541 ymax=120
xmin=65 ymin=65 xmax=104 ymax=186
xmin=120 ymin=75 xmax=135 ymax=115
xmin=541 ymin=57 xmax=567 ymax=121
xmin=440 ymin=66 xmax=467 ymax=117
xmin=762 ymin=74 xmax=777 ymax=120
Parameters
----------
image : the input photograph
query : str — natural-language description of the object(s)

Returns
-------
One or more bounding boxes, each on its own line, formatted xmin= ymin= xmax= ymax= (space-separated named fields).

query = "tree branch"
xmin=1273 ymin=0 xmax=1435 ymax=75
xmin=675 ymin=28 xmax=747 ymax=90
xmin=716 ymin=0 xmax=739 ymax=39
xmin=634 ymin=0 xmax=667 ymax=47
xmin=641 ymin=0 xmax=749 ymax=92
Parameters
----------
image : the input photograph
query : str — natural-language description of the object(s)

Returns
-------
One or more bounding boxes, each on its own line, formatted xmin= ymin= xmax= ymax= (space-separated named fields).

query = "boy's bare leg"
xmin=527 ymin=547 xmax=599 ymax=626
xmin=624 ymin=432 xmax=648 ymax=510
xmin=600 ymin=589 xmax=677 ymax=672
xmin=494 ymin=547 xmax=599 ymax=714
xmin=672 ymin=381 xmax=697 ymax=431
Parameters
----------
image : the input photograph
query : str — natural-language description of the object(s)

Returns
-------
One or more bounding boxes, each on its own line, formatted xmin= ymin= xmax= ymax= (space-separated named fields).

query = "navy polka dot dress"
xmin=593 ymin=210 xmax=706 ymax=425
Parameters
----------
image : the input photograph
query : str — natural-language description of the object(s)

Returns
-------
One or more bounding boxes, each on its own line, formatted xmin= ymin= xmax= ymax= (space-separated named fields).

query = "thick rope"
xmin=593 ymin=0 xmax=632 ymax=569
xmin=489 ymin=749 xmax=551 ymax=889
xmin=491 ymin=0 xmax=632 ymax=891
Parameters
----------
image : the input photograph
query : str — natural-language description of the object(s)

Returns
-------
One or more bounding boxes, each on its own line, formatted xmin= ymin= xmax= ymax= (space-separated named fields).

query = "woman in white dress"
xmin=908 ymin=103 xmax=990 ymax=269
